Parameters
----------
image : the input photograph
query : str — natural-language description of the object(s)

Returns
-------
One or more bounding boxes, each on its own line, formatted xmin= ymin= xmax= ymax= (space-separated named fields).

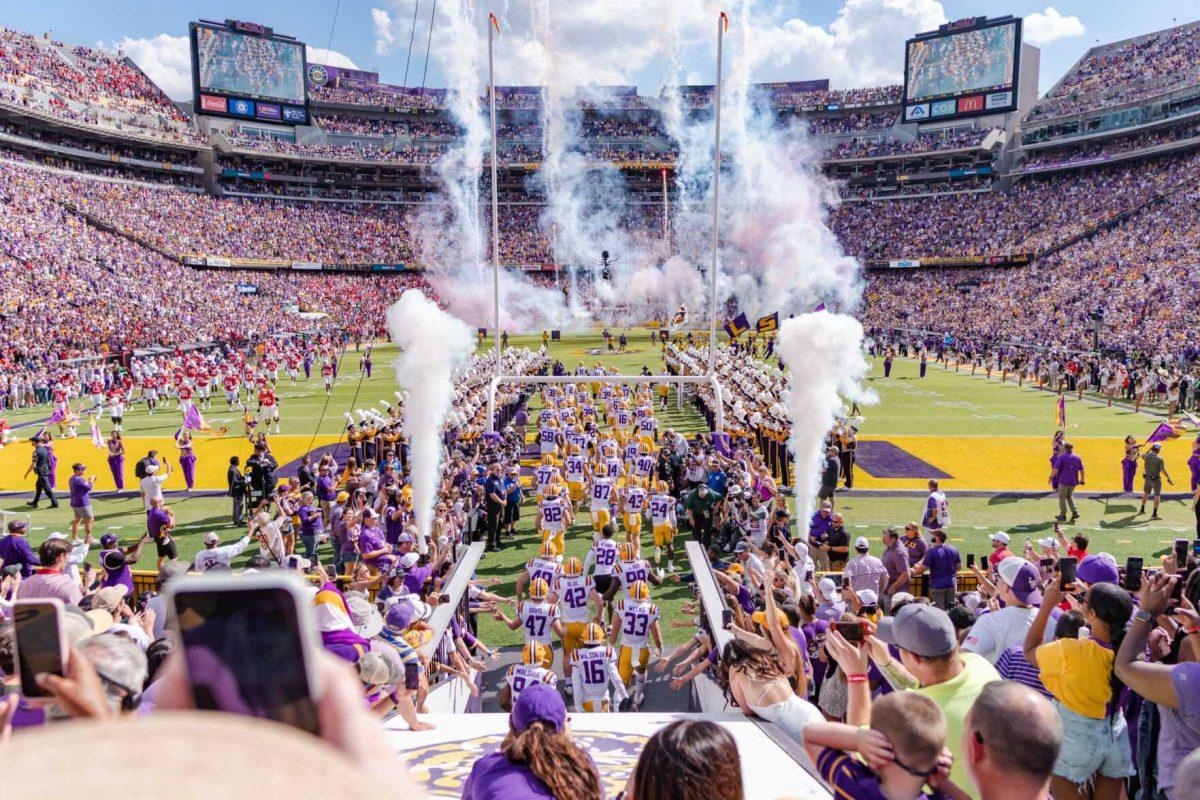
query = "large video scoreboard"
xmin=902 ymin=16 xmax=1022 ymax=123
xmin=190 ymin=19 xmax=309 ymax=125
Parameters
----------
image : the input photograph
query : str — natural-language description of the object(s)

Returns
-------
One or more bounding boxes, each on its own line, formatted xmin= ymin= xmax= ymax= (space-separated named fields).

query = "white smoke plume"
xmin=387 ymin=290 xmax=477 ymax=553
xmin=776 ymin=311 xmax=873 ymax=538
xmin=414 ymin=0 xmax=573 ymax=332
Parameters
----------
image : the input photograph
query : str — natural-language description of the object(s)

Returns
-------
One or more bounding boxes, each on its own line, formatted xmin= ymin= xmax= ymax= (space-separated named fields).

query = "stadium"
xmin=1 ymin=4 xmax=1199 ymax=800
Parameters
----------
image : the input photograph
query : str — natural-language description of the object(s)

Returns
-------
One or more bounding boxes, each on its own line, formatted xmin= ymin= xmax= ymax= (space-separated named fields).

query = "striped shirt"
xmin=995 ymin=645 xmax=1050 ymax=698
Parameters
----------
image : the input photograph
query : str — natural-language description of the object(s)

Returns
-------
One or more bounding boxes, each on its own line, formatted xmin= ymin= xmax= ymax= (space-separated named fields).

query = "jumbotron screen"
xmin=902 ymin=17 xmax=1021 ymax=123
xmin=190 ymin=21 xmax=309 ymax=124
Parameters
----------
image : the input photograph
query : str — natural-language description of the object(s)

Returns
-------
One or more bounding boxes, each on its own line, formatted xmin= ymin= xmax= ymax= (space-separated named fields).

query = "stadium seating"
xmin=1028 ymin=21 xmax=1200 ymax=122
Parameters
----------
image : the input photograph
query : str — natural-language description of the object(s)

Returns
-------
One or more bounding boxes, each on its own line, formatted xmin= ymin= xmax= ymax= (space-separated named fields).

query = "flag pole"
xmin=487 ymin=13 xmax=501 ymax=433
xmin=707 ymin=12 xmax=726 ymax=376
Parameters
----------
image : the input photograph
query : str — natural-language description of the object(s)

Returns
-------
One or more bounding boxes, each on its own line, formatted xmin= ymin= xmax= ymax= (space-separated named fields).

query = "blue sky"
xmin=4 ymin=1 xmax=1192 ymax=99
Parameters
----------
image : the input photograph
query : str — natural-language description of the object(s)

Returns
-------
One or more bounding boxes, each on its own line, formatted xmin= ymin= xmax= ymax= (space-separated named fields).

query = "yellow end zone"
xmin=0 ymin=435 xmax=342 ymax=493
xmin=854 ymin=435 xmax=1193 ymax=492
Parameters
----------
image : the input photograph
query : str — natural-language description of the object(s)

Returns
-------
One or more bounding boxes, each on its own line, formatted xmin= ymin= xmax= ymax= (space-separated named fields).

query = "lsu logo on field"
xmin=403 ymin=731 xmax=648 ymax=797
xmin=904 ymin=103 xmax=930 ymax=121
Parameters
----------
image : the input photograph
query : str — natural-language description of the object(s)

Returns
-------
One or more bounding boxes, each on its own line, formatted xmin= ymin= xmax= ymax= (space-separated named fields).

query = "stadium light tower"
xmin=484 ymin=12 xmax=728 ymax=435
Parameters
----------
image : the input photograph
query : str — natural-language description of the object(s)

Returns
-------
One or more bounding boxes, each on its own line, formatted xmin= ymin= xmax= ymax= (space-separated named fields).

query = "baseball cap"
xmin=400 ymin=552 xmax=420 ymax=569
xmin=90 ymin=585 xmax=128 ymax=614
xmin=819 ymin=501 xmax=832 ymax=511
xmin=875 ymin=603 xmax=956 ymax=658
xmin=734 ymin=542 xmax=750 ymax=554
xmin=856 ymin=589 xmax=879 ymax=606
xmin=890 ymin=591 xmax=915 ymax=606
xmin=854 ymin=536 xmax=869 ymax=551
xmin=960 ymin=592 xmax=983 ymax=613
xmin=996 ymin=556 xmax=1042 ymax=605
xmin=385 ymin=601 xmax=414 ymax=632
xmin=362 ymin=508 xmax=378 ymax=519
xmin=990 ymin=532 xmax=1010 ymax=545
xmin=750 ymin=610 xmax=785 ymax=629
xmin=817 ymin=577 xmax=838 ymax=601
xmin=335 ymin=491 xmax=350 ymax=503
xmin=357 ymin=652 xmax=391 ymax=686
xmin=1077 ymin=553 xmax=1120 ymax=586
xmin=101 ymin=550 xmax=128 ymax=572
xmin=511 ymin=682 xmax=567 ymax=733
xmin=396 ymin=533 xmax=415 ymax=544
xmin=203 ymin=532 xmax=219 ymax=545
xmin=346 ymin=594 xmax=384 ymax=639
xmin=100 ymin=533 xmax=119 ymax=547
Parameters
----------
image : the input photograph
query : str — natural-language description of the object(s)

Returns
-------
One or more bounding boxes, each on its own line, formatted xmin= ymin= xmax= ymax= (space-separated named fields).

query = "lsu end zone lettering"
xmin=956 ymin=95 xmax=984 ymax=114
xmin=402 ymin=731 xmax=649 ymax=796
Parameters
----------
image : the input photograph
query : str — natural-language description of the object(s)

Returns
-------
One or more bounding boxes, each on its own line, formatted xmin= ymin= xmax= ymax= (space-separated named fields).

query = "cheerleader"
xmin=1122 ymin=435 xmax=1141 ymax=494
xmin=177 ymin=430 xmax=197 ymax=492
xmin=1188 ymin=438 xmax=1200 ymax=493
xmin=107 ymin=431 xmax=126 ymax=492
xmin=1049 ymin=431 xmax=1065 ymax=490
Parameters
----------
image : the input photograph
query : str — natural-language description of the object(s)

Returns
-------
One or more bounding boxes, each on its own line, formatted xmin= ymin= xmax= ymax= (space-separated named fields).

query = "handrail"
xmin=685 ymin=540 xmax=732 ymax=652
xmin=419 ymin=541 xmax=485 ymax=660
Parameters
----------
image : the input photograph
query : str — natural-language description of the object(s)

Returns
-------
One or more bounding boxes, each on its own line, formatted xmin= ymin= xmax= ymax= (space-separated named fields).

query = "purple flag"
xmin=1146 ymin=422 xmax=1179 ymax=444
xmin=813 ymin=303 xmax=826 ymax=313
xmin=183 ymin=403 xmax=206 ymax=431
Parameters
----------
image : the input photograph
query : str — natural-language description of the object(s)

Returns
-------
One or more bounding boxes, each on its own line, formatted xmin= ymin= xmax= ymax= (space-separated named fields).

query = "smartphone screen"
xmin=1059 ymin=557 xmax=1078 ymax=592
xmin=967 ymin=553 xmax=976 ymax=569
xmin=1193 ymin=540 xmax=1200 ymax=557
xmin=173 ymin=585 xmax=320 ymax=734
xmin=834 ymin=621 xmax=865 ymax=643
xmin=721 ymin=608 xmax=733 ymax=629
xmin=1125 ymin=557 xmax=1143 ymax=592
xmin=1172 ymin=540 xmax=1189 ymax=572
xmin=13 ymin=601 xmax=65 ymax=698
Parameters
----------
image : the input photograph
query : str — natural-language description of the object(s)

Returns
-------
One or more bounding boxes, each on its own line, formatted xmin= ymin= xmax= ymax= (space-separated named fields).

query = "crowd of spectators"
xmin=1016 ymin=117 xmax=1200 ymax=172
xmin=832 ymin=149 xmax=1197 ymax=261
xmin=769 ymin=84 xmax=903 ymax=109
xmin=861 ymin=181 xmax=1200 ymax=358
xmin=826 ymin=126 xmax=992 ymax=160
xmin=0 ymin=27 xmax=204 ymax=147
xmin=314 ymin=115 xmax=460 ymax=139
xmin=1029 ymin=21 xmax=1200 ymax=122
xmin=808 ymin=112 xmax=897 ymax=136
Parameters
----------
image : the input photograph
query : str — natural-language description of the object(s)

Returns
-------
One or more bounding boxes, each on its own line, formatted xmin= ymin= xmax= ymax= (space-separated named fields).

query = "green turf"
xmin=4 ymin=331 xmax=1194 ymax=650
xmin=857 ymin=355 xmax=1170 ymax=438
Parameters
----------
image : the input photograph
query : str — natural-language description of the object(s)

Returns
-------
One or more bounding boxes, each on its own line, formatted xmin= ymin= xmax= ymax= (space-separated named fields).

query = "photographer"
xmin=245 ymin=443 xmax=278 ymax=508
xmin=226 ymin=456 xmax=248 ymax=527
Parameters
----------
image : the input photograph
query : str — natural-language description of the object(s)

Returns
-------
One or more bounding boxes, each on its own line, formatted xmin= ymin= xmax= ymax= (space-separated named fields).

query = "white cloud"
xmin=746 ymin=0 xmax=947 ymax=88
xmin=100 ymin=35 xmax=358 ymax=101
xmin=1023 ymin=6 xmax=1085 ymax=46
xmin=372 ymin=8 xmax=397 ymax=55
xmin=371 ymin=0 xmax=947 ymax=91
xmin=101 ymin=33 xmax=192 ymax=100
xmin=306 ymin=46 xmax=359 ymax=69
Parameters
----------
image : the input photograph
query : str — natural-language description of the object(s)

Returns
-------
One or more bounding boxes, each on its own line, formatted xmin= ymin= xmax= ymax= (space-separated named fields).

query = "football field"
xmin=1 ymin=331 xmax=1196 ymax=647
